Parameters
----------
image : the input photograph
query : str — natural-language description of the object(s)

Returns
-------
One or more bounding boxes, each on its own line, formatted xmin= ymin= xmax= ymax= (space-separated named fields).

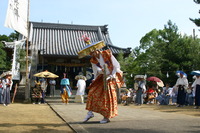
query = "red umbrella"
xmin=146 ymin=76 xmax=161 ymax=82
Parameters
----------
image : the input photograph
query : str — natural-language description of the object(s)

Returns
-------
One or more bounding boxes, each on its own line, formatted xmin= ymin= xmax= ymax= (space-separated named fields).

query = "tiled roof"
xmin=30 ymin=22 xmax=130 ymax=56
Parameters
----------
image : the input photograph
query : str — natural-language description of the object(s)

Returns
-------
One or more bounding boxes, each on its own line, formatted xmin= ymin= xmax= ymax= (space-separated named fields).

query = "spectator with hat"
xmin=134 ymin=75 xmax=146 ymax=106
xmin=75 ymin=75 xmax=86 ymax=104
xmin=2 ymin=72 xmax=13 ymax=106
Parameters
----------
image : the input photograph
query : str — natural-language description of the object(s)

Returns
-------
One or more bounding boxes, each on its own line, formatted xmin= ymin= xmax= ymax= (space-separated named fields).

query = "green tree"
xmin=194 ymin=0 xmax=200 ymax=4
xmin=190 ymin=0 xmax=200 ymax=26
xmin=0 ymin=41 xmax=7 ymax=69
xmin=0 ymin=31 xmax=19 ymax=70
xmin=16 ymin=48 xmax=26 ymax=70
xmin=117 ymin=51 xmax=125 ymax=71
xmin=117 ymin=50 xmax=142 ymax=88
xmin=125 ymin=20 xmax=200 ymax=86
xmin=9 ymin=32 xmax=20 ymax=41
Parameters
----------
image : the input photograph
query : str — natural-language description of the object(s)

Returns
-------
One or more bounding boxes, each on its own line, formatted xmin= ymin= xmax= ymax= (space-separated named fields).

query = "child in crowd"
xmin=123 ymin=89 xmax=132 ymax=106
xmin=121 ymin=91 xmax=127 ymax=104
xmin=185 ymin=82 xmax=194 ymax=106
xmin=171 ymin=86 xmax=178 ymax=105
xmin=32 ymin=88 xmax=42 ymax=104
xmin=61 ymin=86 xmax=69 ymax=104
xmin=145 ymin=85 xmax=157 ymax=104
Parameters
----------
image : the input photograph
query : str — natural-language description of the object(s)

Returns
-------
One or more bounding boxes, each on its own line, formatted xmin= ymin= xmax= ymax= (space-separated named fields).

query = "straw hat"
xmin=75 ymin=75 xmax=81 ymax=80
xmin=134 ymin=75 xmax=145 ymax=80
xmin=78 ymin=35 xmax=106 ymax=58
xmin=0 ymin=71 xmax=12 ymax=78
xmin=75 ymin=75 xmax=87 ymax=81
xmin=80 ymin=75 xmax=87 ymax=81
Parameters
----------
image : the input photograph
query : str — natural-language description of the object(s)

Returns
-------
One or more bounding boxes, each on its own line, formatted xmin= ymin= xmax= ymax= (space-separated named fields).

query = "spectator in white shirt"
xmin=174 ymin=72 xmax=188 ymax=107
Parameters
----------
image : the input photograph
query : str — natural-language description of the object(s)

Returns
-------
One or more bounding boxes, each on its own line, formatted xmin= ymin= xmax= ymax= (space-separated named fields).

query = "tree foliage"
xmin=0 ymin=41 xmax=7 ymax=69
xmin=190 ymin=0 xmax=200 ymax=26
xmin=119 ymin=20 xmax=200 ymax=87
xmin=194 ymin=0 xmax=200 ymax=4
xmin=0 ymin=31 xmax=19 ymax=70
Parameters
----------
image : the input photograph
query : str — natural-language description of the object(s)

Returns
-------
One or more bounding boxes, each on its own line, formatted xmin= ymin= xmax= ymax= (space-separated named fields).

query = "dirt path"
xmin=0 ymin=103 xmax=75 ymax=133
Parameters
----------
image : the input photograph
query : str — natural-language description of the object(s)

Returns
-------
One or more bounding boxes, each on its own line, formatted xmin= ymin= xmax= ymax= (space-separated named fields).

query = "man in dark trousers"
xmin=174 ymin=72 xmax=188 ymax=107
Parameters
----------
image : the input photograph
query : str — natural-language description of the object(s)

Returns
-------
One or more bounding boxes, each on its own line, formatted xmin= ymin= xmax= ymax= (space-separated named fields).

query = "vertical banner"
xmin=11 ymin=40 xmax=26 ymax=80
xmin=4 ymin=0 xmax=28 ymax=37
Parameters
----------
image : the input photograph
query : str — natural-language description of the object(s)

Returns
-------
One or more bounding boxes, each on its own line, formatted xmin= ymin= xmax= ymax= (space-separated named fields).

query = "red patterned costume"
xmin=86 ymin=49 xmax=124 ymax=119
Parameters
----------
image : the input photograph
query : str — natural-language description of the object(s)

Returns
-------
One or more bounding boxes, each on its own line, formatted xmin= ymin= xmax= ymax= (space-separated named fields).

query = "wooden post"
xmin=12 ymin=83 xmax=18 ymax=103
xmin=25 ymin=0 xmax=30 ymax=101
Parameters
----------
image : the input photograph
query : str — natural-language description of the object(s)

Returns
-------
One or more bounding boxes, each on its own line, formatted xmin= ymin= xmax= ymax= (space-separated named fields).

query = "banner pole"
xmin=25 ymin=0 xmax=30 ymax=101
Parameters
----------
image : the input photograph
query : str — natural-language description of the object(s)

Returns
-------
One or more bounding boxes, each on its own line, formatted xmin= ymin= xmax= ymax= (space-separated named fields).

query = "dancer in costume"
xmin=78 ymin=37 xmax=124 ymax=124
xmin=60 ymin=73 xmax=71 ymax=104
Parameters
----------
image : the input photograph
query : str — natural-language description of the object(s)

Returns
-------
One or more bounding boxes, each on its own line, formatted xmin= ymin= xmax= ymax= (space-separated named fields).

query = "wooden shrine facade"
xmin=29 ymin=22 xmax=131 ymax=93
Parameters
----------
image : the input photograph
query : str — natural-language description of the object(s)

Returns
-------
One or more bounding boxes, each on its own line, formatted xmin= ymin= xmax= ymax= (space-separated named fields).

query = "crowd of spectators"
xmin=120 ymin=73 xmax=200 ymax=109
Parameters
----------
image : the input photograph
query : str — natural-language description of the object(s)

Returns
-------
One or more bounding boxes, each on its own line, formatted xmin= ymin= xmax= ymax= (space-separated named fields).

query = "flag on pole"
xmin=4 ymin=0 xmax=28 ymax=37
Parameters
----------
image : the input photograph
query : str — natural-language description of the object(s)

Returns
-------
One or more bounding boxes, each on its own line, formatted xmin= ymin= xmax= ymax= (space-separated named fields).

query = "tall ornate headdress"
xmin=78 ymin=34 xmax=106 ymax=58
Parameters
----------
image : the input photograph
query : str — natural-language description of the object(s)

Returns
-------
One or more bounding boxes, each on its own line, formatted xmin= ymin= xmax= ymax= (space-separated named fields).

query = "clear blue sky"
xmin=0 ymin=0 xmax=199 ymax=49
